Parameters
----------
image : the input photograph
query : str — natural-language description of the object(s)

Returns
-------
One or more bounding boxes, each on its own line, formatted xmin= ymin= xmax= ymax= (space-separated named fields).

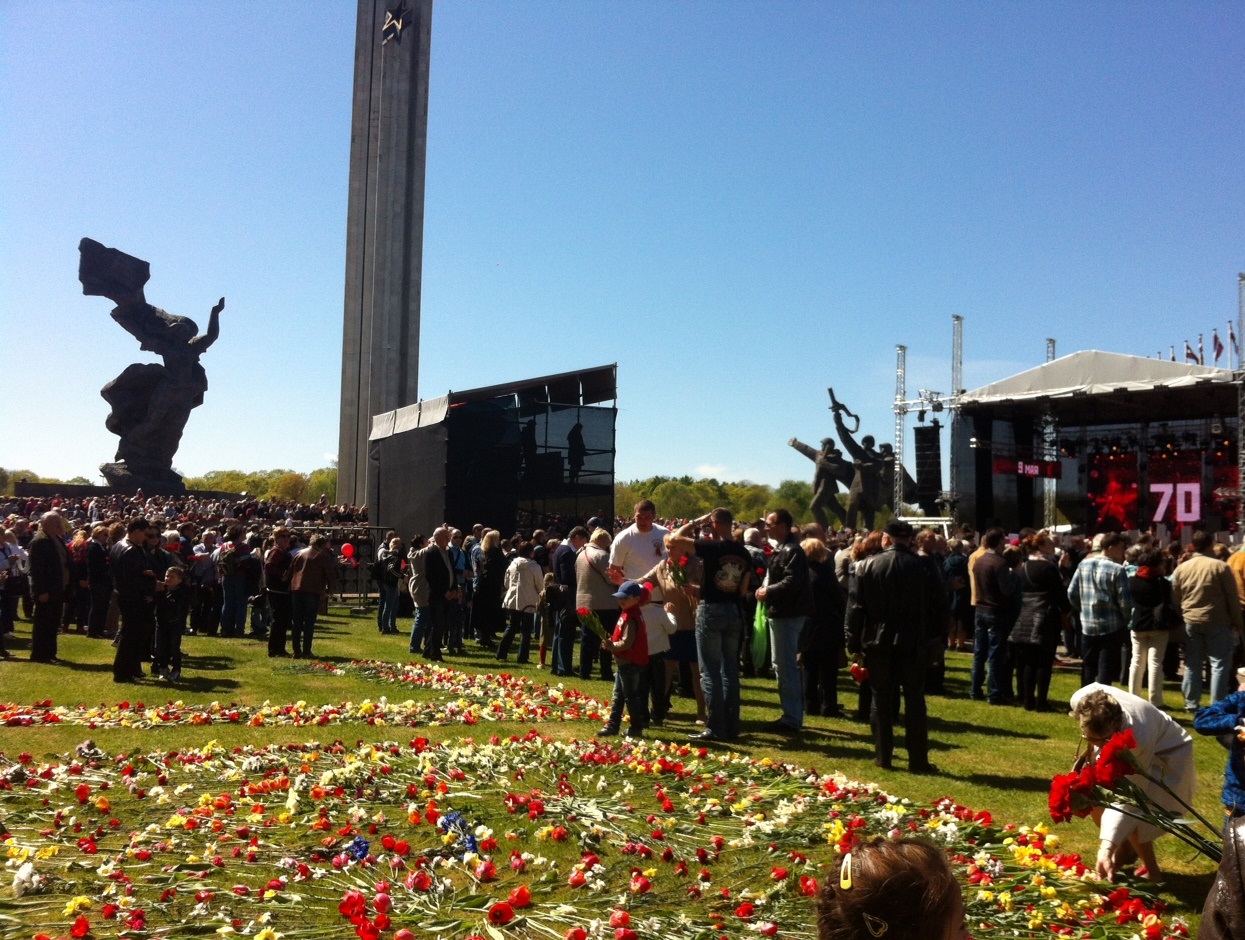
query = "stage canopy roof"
xmin=958 ymin=350 xmax=1238 ymax=424
xmin=369 ymin=364 xmax=617 ymax=442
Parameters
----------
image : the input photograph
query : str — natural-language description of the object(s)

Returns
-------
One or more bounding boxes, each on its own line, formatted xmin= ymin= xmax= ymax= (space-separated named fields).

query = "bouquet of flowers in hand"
xmin=667 ymin=554 xmax=691 ymax=587
xmin=849 ymin=661 xmax=870 ymax=684
xmin=1048 ymin=729 xmax=1222 ymax=862
xmin=576 ymin=607 xmax=608 ymax=641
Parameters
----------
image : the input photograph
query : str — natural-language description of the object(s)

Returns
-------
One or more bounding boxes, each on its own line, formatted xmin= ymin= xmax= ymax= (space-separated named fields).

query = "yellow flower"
xmin=255 ymin=930 xmax=282 ymax=940
xmin=976 ymin=891 xmax=994 ymax=903
xmin=63 ymin=896 xmax=93 ymax=916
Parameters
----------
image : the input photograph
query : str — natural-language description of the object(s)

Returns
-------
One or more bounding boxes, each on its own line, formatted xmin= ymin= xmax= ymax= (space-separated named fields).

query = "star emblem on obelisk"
xmin=382 ymin=2 xmax=407 ymax=45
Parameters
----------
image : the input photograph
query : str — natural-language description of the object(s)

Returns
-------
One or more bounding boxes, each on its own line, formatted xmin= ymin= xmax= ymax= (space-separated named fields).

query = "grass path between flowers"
xmin=0 ymin=606 xmax=1227 ymax=927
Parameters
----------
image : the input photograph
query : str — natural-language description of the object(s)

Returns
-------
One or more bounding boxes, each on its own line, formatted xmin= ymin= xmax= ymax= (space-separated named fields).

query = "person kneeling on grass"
xmin=598 ymin=580 xmax=652 ymax=739
xmin=1069 ymin=684 xmax=1196 ymax=883
xmin=817 ymin=837 xmax=968 ymax=940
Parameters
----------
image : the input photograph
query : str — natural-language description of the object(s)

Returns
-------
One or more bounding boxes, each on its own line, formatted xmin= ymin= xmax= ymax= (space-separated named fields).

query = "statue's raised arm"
xmin=829 ymin=389 xmax=867 ymax=461
xmin=188 ymin=297 xmax=224 ymax=354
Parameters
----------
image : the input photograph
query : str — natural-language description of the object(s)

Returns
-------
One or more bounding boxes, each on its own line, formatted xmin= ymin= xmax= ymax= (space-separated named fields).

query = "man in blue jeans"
xmin=755 ymin=508 xmax=812 ymax=735
xmin=675 ymin=509 xmax=753 ymax=743
xmin=969 ymin=528 xmax=1018 ymax=703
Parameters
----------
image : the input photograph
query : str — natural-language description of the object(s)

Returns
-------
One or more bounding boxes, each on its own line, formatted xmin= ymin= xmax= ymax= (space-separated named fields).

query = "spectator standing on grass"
xmin=496 ymin=541 xmax=543 ymax=664
xmin=551 ymin=526 xmax=588 ymax=676
xmin=264 ymin=527 xmax=295 ymax=657
xmin=800 ymin=536 xmax=845 ymax=718
xmin=846 ymin=518 xmax=939 ymax=774
xmin=598 ymin=580 xmax=652 ymax=739
xmin=610 ymin=501 xmax=672 ymax=721
xmin=1172 ymin=530 xmax=1243 ymax=708
xmin=756 ymin=508 xmax=812 ymax=735
xmin=86 ymin=524 xmax=112 ymax=638
xmin=969 ymin=528 xmax=1018 ymax=704
xmin=1068 ymin=532 xmax=1133 ymax=688
xmin=28 ymin=511 xmax=68 ymax=664
xmin=153 ymin=565 xmax=189 ymax=680
xmin=374 ymin=536 xmax=405 ymax=635
xmin=408 ymin=526 xmax=457 ymax=661
xmin=1193 ymin=668 xmax=1245 ymax=835
xmin=214 ymin=525 xmax=248 ymax=638
xmin=287 ymin=534 xmax=337 ymax=659
xmin=1127 ymin=549 xmax=1179 ymax=708
xmin=471 ymin=530 xmax=504 ymax=651
xmin=574 ymin=528 xmax=617 ymax=682
xmin=1008 ymin=530 xmax=1072 ymax=712
xmin=943 ymin=538 xmax=972 ymax=654
xmin=674 ymin=509 xmax=751 ymax=740
xmin=190 ymin=530 xmax=220 ymax=636
xmin=112 ymin=518 xmax=158 ymax=683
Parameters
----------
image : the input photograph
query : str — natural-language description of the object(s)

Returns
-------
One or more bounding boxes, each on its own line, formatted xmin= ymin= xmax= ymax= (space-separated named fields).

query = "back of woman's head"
xmin=854 ymin=531 xmax=884 ymax=560
xmin=818 ymin=839 xmax=961 ymax=940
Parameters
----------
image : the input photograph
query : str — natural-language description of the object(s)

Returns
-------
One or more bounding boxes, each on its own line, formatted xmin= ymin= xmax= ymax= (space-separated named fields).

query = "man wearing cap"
xmin=846 ymin=518 xmax=940 ymax=773
xmin=1068 ymin=532 xmax=1133 ymax=688
xmin=599 ymin=579 xmax=652 ymax=738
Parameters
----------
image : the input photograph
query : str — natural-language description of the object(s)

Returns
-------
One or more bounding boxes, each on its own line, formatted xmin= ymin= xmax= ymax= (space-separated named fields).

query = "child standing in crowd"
xmin=536 ymin=572 xmax=559 ymax=669
xmin=154 ymin=565 xmax=189 ymax=681
xmin=599 ymin=580 xmax=651 ymax=739
xmin=1194 ymin=668 xmax=1245 ymax=834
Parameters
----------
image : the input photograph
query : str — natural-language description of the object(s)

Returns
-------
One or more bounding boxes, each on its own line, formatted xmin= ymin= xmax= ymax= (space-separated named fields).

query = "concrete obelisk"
xmin=337 ymin=0 xmax=433 ymax=508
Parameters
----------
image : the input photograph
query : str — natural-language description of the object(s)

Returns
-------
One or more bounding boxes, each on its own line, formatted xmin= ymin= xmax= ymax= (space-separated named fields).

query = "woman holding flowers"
xmin=641 ymin=534 xmax=705 ymax=724
xmin=1068 ymin=684 xmax=1196 ymax=882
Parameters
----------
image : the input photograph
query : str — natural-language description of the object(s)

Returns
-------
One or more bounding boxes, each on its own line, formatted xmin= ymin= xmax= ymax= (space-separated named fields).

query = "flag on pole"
xmin=1185 ymin=340 xmax=1199 ymax=363
xmin=1213 ymin=329 xmax=1225 ymax=364
xmin=1170 ymin=345 xmax=1176 ymax=362
xmin=1199 ymin=334 xmax=1205 ymax=365
xmin=1230 ymin=321 xmax=1239 ymax=364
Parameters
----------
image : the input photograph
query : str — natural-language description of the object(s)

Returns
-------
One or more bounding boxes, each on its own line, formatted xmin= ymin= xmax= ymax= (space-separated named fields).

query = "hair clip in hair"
xmin=862 ymin=913 xmax=889 ymax=938
xmin=839 ymin=852 xmax=852 ymax=890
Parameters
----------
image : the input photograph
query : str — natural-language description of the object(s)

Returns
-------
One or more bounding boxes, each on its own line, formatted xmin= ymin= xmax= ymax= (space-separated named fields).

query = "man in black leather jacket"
xmin=756 ymin=508 xmax=813 ymax=733
xmin=845 ymin=518 xmax=940 ymax=773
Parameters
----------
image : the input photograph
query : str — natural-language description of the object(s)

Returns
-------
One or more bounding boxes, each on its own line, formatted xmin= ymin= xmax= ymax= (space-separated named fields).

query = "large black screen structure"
xmin=369 ymin=365 xmax=617 ymax=538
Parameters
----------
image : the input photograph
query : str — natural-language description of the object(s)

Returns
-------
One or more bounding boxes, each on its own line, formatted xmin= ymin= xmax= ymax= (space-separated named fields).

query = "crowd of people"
xmin=2 ymin=492 xmax=367 ymax=529
xmin=4 ymin=490 xmax=1245 ymax=913
xmin=0 ymin=504 xmax=348 ymax=682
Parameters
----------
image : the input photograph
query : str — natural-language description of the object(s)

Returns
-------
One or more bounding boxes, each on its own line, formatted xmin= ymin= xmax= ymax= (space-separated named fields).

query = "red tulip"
xmin=488 ymin=902 xmax=515 ymax=925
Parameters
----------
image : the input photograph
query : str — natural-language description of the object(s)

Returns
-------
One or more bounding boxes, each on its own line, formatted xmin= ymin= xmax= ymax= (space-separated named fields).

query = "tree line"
xmin=1 ymin=466 xmax=338 ymax=503
xmin=614 ymin=475 xmax=833 ymax=525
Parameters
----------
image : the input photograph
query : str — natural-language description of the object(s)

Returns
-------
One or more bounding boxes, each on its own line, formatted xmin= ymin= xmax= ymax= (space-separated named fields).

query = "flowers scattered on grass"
xmin=0 ymin=661 xmax=608 ymax=730
xmin=0 ymin=732 xmax=1190 ymax=939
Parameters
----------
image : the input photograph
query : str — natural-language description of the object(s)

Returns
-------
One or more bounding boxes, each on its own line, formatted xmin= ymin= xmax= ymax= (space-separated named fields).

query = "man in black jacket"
xmin=28 ymin=512 xmax=68 ymax=663
xmin=86 ymin=525 xmax=113 ymax=638
xmin=112 ymin=518 xmax=158 ymax=682
xmin=756 ymin=508 xmax=813 ymax=734
xmin=846 ymin=518 xmax=940 ymax=773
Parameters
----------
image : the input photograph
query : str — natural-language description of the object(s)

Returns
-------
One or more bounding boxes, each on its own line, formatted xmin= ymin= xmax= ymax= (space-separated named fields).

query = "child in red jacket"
xmin=599 ymin=581 xmax=651 ymax=738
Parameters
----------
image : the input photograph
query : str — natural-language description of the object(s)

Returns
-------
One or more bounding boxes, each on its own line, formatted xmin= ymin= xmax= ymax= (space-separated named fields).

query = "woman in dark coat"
xmin=473 ymin=530 xmax=506 ymax=650
xmin=801 ymin=538 xmax=846 ymax=717
xmin=1008 ymin=530 xmax=1071 ymax=711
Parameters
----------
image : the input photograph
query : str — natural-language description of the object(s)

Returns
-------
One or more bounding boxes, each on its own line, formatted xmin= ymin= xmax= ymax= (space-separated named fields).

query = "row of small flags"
xmin=1160 ymin=323 xmax=1239 ymax=367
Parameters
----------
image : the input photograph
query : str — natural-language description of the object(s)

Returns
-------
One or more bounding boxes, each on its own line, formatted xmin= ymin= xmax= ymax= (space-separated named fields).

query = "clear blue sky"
xmin=3 ymin=2 xmax=1242 ymax=488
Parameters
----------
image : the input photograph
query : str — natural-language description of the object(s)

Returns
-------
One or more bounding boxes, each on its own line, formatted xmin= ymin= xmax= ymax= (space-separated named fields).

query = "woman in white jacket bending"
xmin=497 ymin=541 xmax=544 ymax=664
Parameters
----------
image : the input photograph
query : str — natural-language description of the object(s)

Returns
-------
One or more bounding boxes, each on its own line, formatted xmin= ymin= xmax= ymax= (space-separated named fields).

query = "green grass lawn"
xmin=0 ymin=605 xmax=1227 ymax=926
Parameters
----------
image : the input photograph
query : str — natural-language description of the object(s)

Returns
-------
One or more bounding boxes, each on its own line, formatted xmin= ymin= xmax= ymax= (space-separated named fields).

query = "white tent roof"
xmin=960 ymin=350 xmax=1233 ymax=406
